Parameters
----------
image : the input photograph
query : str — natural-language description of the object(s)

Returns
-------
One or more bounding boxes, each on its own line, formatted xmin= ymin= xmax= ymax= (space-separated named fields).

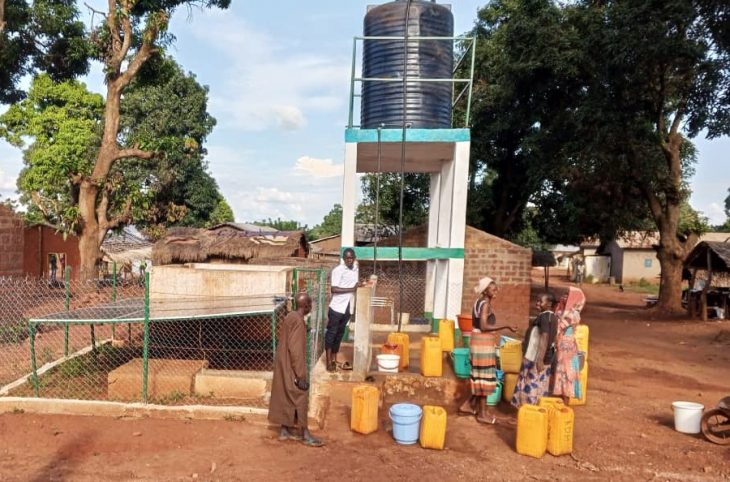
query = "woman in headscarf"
xmin=458 ymin=277 xmax=518 ymax=424
xmin=552 ymin=287 xmax=586 ymax=404
xmin=511 ymin=292 xmax=559 ymax=409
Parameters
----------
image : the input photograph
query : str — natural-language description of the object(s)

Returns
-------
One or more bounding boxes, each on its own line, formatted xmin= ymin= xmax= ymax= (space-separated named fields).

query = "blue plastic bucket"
xmin=389 ymin=403 xmax=423 ymax=445
xmin=452 ymin=347 xmax=471 ymax=378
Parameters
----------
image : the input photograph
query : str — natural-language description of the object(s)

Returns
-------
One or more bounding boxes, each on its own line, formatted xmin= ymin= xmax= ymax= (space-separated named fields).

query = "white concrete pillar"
xmin=352 ymin=285 xmax=373 ymax=381
xmin=425 ymin=173 xmax=441 ymax=318
xmin=445 ymin=141 xmax=470 ymax=317
xmin=341 ymin=143 xmax=358 ymax=247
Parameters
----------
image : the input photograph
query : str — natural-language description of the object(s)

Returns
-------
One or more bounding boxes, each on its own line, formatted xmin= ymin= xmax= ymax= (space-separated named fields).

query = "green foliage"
xmin=0 ymin=0 xmax=90 ymax=103
xmin=1 ymin=60 xmax=231 ymax=238
xmin=121 ymin=57 xmax=229 ymax=236
xmin=310 ymin=204 xmax=342 ymax=240
xmin=253 ymin=218 xmax=306 ymax=232
xmin=359 ymin=173 xmax=429 ymax=229
xmin=0 ymin=74 xmax=103 ymax=233
xmin=678 ymin=202 xmax=709 ymax=236
xmin=208 ymin=199 xmax=235 ymax=227
xmin=461 ymin=0 xmax=583 ymax=238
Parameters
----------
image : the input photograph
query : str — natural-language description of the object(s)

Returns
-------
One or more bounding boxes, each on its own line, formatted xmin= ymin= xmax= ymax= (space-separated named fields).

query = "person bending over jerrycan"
xmin=268 ymin=292 xmax=324 ymax=447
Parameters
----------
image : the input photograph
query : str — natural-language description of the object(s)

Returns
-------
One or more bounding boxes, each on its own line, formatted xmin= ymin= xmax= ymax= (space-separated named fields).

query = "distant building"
xmin=580 ymin=231 xmax=730 ymax=283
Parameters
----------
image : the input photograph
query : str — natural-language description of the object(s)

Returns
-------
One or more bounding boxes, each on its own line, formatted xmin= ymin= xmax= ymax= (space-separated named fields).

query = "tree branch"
xmin=0 ymin=0 xmax=6 ymax=35
xmin=106 ymin=199 xmax=133 ymax=229
xmin=116 ymin=147 xmax=155 ymax=160
xmin=107 ymin=0 xmax=121 ymax=71
xmin=83 ymin=2 xmax=107 ymax=18
xmin=117 ymin=21 xmax=161 ymax=87
xmin=97 ymin=188 xmax=111 ymax=229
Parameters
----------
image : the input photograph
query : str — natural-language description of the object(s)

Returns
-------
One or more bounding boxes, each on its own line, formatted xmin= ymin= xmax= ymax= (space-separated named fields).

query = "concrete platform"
xmin=107 ymin=358 xmax=208 ymax=401
xmin=194 ymin=369 xmax=270 ymax=399
xmin=309 ymin=331 xmax=472 ymax=429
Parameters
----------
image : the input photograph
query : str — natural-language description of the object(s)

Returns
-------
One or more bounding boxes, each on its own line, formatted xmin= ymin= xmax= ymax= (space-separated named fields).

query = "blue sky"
xmin=0 ymin=0 xmax=728 ymax=227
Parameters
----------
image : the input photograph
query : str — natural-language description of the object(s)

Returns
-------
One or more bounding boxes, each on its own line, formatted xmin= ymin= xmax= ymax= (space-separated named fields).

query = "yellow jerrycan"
xmin=546 ymin=405 xmax=575 ymax=456
xmin=502 ymin=373 xmax=519 ymax=403
xmin=419 ymin=405 xmax=447 ymax=450
xmin=438 ymin=319 xmax=455 ymax=352
xmin=387 ymin=332 xmax=410 ymax=370
xmin=420 ymin=336 xmax=443 ymax=377
xmin=351 ymin=385 xmax=379 ymax=434
xmin=516 ymin=404 xmax=549 ymax=458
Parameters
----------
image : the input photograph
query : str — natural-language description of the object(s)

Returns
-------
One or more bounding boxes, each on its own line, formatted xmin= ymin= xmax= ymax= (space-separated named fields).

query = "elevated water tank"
xmin=361 ymin=0 xmax=454 ymax=129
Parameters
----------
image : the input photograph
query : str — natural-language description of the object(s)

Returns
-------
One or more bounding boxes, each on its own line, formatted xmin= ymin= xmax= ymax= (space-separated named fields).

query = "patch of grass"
xmin=12 ymin=407 xmax=25 ymax=414
xmin=0 ymin=322 xmax=28 ymax=344
xmin=156 ymin=390 xmax=186 ymax=404
xmin=223 ymin=414 xmax=246 ymax=422
xmin=623 ymin=278 xmax=660 ymax=294
xmin=41 ymin=347 xmax=55 ymax=364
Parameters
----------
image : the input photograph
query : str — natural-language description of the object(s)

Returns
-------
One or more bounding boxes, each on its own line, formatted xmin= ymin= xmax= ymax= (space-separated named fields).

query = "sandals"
xmin=302 ymin=437 xmax=325 ymax=447
xmin=336 ymin=361 xmax=353 ymax=371
xmin=278 ymin=432 xmax=303 ymax=442
xmin=476 ymin=414 xmax=497 ymax=425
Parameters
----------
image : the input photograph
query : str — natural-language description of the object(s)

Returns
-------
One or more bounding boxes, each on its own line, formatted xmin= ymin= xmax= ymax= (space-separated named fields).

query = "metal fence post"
xmin=271 ymin=311 xmax=277 ymax=363
xmin=64 ymin=266 xmax=71 ymax=356
xmin=112 ymin=261 xmax=117 ymax=340
xmin=142 ymin=270 xmax=150 ymax=403
xmin=29 ymin=322 xmax=39 ymax=397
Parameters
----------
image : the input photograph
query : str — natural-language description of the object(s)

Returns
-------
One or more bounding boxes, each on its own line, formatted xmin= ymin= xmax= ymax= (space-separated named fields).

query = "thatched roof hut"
xmin=685 ymin=241 xmax=730 ymax=272
xmin=153 ymin=225 xmax=309 ymax=265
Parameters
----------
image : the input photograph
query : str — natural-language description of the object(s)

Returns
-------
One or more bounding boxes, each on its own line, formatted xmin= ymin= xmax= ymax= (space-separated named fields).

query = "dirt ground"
xmin=1 ymin=269 xmax=729 ymax=481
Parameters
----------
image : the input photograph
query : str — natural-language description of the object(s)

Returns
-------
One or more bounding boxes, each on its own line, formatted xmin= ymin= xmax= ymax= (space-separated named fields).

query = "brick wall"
xmin=0 ymin=205 xmax=24 ymax=277
xmin=23 ymin=225 xmax=81 ymax=279
xmin=462 ymin=226 xmax=532 ymax=330
xmin=371 ymin=224 xmax=533 ymax=329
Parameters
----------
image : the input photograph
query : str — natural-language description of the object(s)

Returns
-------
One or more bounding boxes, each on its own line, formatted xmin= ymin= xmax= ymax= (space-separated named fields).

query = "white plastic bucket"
xmin=376 ymin=354 xmax=400 ymax=373
xmin=672 ymin=401 xmax=704 ymax=434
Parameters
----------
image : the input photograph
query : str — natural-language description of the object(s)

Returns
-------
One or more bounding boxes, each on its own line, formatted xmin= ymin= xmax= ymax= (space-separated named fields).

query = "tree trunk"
xmin=655 ymin=246 xmax=684 ymax=313
xmin=77 ymin=180 xmax=102 ymax=281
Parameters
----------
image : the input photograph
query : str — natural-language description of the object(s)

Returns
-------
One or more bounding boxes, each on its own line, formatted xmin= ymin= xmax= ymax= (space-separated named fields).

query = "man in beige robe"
xmin=268 ymin=292 xmax=324 ymax=447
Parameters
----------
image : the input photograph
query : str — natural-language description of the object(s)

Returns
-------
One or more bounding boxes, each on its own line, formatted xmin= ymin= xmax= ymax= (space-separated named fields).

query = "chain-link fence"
xmin=0 ymin=266 xmax=328 ymax=409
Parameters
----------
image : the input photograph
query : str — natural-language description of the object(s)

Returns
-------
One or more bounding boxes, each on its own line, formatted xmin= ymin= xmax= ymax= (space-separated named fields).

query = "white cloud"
xmin=186 ymin=14 xmax=348 ymax=132
xmin=0 ymin=169 xmax=17 ymax=191
xmin=705 ymin=202 xmax=727 ymax=225
xmin=294 ymin=156 xmax=343 ymax=178
xmin=272 ymin=105 xmax=306 ymax=130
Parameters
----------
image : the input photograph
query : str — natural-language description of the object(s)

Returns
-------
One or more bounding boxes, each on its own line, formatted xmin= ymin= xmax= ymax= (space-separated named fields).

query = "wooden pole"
xmin=702 ymin=250 xmax=712 ymax=321
xmin=689 ymin=268 xmax=697 ymax=318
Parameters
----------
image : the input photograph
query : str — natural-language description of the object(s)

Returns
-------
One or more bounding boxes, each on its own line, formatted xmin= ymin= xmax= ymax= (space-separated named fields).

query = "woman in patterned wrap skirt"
xmin=458 ymin=277 xmax=518 ymax=424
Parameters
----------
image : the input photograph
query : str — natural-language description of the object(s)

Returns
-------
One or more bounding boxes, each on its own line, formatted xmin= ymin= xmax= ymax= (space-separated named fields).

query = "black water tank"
xmin=361 ymin=0 xmax=454 ymax=129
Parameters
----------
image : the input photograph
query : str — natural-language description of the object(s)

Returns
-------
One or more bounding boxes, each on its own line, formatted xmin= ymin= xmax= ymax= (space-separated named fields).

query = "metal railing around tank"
xmin=347 ymin=35 xmax=477 ymax=129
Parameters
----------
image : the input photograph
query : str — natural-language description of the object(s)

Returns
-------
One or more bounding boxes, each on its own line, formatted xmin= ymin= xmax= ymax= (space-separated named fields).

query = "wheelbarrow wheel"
xmin=701 ymin=408 xmax=730 ymax=445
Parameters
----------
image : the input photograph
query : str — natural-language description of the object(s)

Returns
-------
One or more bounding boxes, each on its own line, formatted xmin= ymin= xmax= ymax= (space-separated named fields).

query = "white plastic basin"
xmin=376 ymin=354 xmax=400 ymax=373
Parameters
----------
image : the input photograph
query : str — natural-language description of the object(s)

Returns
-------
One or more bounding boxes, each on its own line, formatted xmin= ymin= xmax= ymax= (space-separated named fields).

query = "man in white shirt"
xmin=325 ymin=248 xmax=360 ymax=372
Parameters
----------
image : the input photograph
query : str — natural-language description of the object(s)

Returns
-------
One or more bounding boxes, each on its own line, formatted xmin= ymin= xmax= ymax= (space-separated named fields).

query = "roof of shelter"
xmin=684 ymin=241 xmax=730 ymax=272
xmin=153 ymin=227 xmax=308 ymax=265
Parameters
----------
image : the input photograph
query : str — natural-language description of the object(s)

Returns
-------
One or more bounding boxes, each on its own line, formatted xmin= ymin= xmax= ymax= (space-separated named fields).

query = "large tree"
xmin=1 ymin=65 xmax=230 ymax=246
xmin=120 ymin=56 xmax=229 ymax=239
xmin=0 ymin=0 xmax=89 ymax=103
xmin=73 ymin=0 xmax=229 ymax=278
xmin=572 ymin=0 xmax=730 ymax=312
xmin=463 ymin=0 xmax=583 ymax=238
